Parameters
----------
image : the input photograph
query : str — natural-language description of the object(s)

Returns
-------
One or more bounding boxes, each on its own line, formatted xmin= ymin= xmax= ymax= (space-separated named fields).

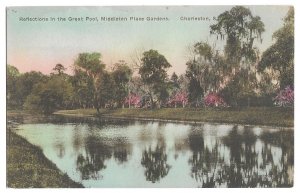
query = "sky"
xmin=7 ymin=6 xmax=290 ymax=75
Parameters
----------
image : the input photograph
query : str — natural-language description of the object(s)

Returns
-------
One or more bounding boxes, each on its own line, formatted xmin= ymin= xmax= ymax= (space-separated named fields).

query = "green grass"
xmin=7 ymin=131 xmax=83 ymax=188
xmin=55 ymin=107 xmax=294 ymax=127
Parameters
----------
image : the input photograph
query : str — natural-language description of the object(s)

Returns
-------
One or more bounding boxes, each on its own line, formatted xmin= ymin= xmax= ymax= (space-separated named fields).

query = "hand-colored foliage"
xmin=6 ymin=7 xmax=294 ymax=112
xmin=167 ymin=91 xmax=188 ymax=107
xmin=204 ymin=92 xmax=227 ymax=107
xmin=139 ymin=49 xmax=171 ymax=107
xmin=258 ymin=7 xmax=294 ymax=89
xmin=273 ymin=86 xmax=294 ymax=107
xmin=124 ymin=93 xmax=141 ymax=108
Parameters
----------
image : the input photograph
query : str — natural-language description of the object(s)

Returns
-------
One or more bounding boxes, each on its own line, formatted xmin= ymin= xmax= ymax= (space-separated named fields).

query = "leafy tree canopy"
xmin=139 ymin=49 xmax=171 ymax=85
xmin=74 ymin=52 xmax=105 ymax=78
xmin=258 ymin=7 xmax=294 ymax=88
xmin=53 ymin=63 xmax=66 ymax=75
xmin=210 ymin=6 xmax=265 ymax=64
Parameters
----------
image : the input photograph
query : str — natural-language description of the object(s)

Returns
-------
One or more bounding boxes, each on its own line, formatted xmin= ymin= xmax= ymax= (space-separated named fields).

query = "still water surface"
xmin=14 ymin=116 xmax=293 ymax=187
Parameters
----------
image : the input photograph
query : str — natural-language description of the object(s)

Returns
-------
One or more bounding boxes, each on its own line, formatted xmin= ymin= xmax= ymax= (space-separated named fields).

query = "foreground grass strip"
xmin=7 ymin=132 xmax=83 ymax=188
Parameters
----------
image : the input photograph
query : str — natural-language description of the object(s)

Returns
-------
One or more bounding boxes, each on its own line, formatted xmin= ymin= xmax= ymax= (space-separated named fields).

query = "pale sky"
xmin=7 ymin=6 xmax=290 ymax=75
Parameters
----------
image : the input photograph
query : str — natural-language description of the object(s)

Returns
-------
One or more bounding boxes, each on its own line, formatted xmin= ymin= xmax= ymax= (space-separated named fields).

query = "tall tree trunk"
xmin=149 ymin=93 xmax=154 ymax=109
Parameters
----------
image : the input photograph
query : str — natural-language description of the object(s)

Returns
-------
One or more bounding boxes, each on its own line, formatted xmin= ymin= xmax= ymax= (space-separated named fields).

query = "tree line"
xmin=7 ymin=6 xmax=294 ymax=114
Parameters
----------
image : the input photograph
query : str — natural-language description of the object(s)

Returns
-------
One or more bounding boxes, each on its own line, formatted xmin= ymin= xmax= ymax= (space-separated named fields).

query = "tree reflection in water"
xmin=141 ymin=145 xmax=171 ymax=183
xmin=187 ymin=125 xmax=293 ymax=187
xmin=53 ymin=142 xmax=66 ymax=158
xmin=188 ymin=127 xmax=222 ymax=187
xmin=76 ymin=136 xmax=112 ymax=180
xmin=14 ymin=117 xmax=293 ymax=187
xmin=260 ymin=129 xmax=294 ymax=187
xmin=113 ymin=142 xmax=131 ymax=164
xmin=221 ymin=126 xmax=259 ymax=187
xmin=76 ymin=135 xmax=132 ymax=180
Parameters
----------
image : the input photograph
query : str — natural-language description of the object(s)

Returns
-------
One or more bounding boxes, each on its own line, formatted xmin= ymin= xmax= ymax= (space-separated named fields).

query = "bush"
xmin=124 ymin=93 xmax=141 ymax=108
xmin=273 ymin=86 xmax=294 ymax=107
xmin=167 ymin=90 xmax=188 ymax=107
xmin=204 ymin=92 xmax=227 ymax=107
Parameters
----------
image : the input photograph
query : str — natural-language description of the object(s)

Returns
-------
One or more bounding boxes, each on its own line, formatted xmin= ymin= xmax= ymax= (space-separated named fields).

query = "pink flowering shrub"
xmin=124 ymin=93 xmax=141 ymax=108
xmin=204 ymin=92 xmax=227 ymax=107
xmin=273 ymin=86 xmax=294 ymax=107
xmin=168 ymin=91 xmax=188 ymax=107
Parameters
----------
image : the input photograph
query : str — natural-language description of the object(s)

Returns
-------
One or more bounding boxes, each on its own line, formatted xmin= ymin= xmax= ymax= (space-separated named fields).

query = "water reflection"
xmin=75 ymin=135 xmax=132 ymax=180
xmin=188 ymin=128 xmax=222 ymax=187
xmin=54 ymin=142 xmax=66 ymax=158
xmin=260 ymin=130 xmax=294 ymax=187
xmin=114 ymin=147 xmax=130 ymax=164
xmin=13 ymin=117 xmax=293 ymax=187
xmin=185 ymin=126 xmax=294 ymax=187
xmin=76 ymin=136 xmax=112 ymax=180
xmin=141 ymin=145 xmax=171 ymax=183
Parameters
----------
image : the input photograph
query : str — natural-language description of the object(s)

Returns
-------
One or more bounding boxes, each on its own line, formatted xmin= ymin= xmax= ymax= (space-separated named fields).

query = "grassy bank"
xmin=55 ymin=107 xmax=294 ymax=127
xmin=7 ymin=131 xmax=83 ymax=188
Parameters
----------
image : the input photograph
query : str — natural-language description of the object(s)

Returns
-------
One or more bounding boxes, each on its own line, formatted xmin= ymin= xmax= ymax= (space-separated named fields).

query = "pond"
xmin=13 ymin=116 xmax=293 ymax=188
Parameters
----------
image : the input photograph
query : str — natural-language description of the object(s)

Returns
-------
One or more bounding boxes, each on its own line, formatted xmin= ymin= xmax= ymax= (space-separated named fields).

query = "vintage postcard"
xmin=6 ymin=6 xmax=294 ymax=188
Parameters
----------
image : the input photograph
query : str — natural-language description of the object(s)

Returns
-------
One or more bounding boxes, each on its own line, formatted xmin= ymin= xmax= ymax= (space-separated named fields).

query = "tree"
xmin=73 ymin=52 xmax=105 ymax=112
xmin=24 ymin=75 xmax=74 ymax=114
xmin=139 ymin=49 xmax=171 ymax=108
xmin=7 ymin=65 xmax=20 ymax=108
xmin=258 ymin=7 xmax=294 ymax=89
xmin=70 ymin=70 xmax=95 ymax=109
xmin=155 ymin=82 xmax=172 ymax=107
xmin=257 ymin=69 xmax=279 ymax=96
xmin=7 ymin=64 xmax=19 ymax=77
xmin=97 ymin=71 xmax=116 ymax=108
xmin=220 ymin=68 xmax=257 ymax=106
xmin=187 ymin=75 xmax=204 ymax=107
xmin=178 ymin=74 xmax=189 ymax=91
xmin=112 ymin=61 xmax=133 ymax=107
xmin=210 ymin=6 xmax=264 ymax=69
xmin=53 ymin=63 xmax=66 ymax=75
xmin=185 ymin=42 xmax=226 ymax=98
xmin=210 ymin=6 xmax=265 ymax=106
xmin=170 ymin=72 xmax=179 ymax=89
xmin=14 ymin=71 xmax=47 ymax=108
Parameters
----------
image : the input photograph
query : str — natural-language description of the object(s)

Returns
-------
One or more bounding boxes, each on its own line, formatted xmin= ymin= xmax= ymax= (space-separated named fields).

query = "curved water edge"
xmin=53 ymin=112 xmax=294 ymax=131
xmin=7 ymin=131 xmax=84 ymax=188
xmin=11 ymin=115 xmax=294 ymax=188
